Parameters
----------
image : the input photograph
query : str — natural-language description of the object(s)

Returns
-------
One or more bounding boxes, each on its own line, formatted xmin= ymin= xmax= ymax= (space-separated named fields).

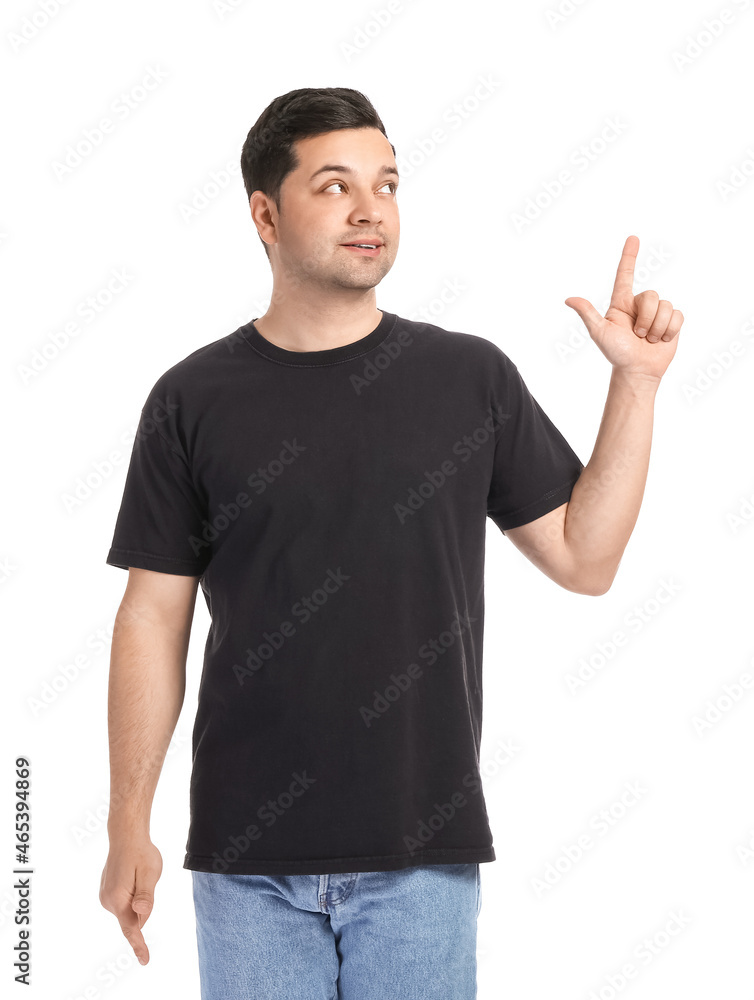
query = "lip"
xmin=340 ymin=243 xmax=382 ymax=257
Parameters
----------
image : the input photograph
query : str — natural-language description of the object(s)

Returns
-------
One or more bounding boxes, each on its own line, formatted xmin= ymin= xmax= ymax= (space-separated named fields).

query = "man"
xmin=99 ymin=87 xmax=683 ymax=999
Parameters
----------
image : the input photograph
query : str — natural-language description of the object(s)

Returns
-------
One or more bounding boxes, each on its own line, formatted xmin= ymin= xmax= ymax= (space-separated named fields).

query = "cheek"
xmin=279 ymin=217 xmax=322 ymax=259
xmin=286 ymin=202 xmax=338 ymax=246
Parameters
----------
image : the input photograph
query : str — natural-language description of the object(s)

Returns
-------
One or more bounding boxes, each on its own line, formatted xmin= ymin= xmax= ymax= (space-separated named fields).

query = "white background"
xmin=3 ymin=0 xmax=753 ymax=997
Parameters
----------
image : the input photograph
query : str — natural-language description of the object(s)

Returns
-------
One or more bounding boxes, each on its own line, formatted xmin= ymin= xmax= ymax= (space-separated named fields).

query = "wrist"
xmin=610 ymin=366 xmax=661 ymax=394
xmin=107 ymin=812 xmax=151 ymax=842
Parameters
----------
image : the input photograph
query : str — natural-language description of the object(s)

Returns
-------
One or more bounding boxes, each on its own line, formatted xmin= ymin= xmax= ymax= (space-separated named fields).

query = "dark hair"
xmin=240 ymin=87 xmax=394 ymax=260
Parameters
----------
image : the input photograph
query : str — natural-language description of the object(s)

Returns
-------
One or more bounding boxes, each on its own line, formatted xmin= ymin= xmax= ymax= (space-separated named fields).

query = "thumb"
xmin=564 ymin=296 xmax=604 ymax=337
xmin=131 ymin=885 xmax=154 ymax=918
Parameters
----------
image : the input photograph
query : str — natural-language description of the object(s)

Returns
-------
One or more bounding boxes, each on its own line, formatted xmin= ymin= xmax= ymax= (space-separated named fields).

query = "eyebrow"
xmin=309 ymin=164 xmax=399 ymax=183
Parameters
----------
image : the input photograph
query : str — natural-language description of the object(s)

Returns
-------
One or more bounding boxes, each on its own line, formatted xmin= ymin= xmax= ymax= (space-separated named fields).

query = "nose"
xmin=348 ymin=189 xmax=384 ymax=226
xmin=349 ymin=204 xmax=382 ymax=225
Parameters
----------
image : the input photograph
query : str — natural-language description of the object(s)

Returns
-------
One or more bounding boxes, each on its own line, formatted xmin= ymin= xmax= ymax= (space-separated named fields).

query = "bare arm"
xmin=99 ymin=567 xmax=200 ymax=966
xmin=505 ymin=369 xmax=658 ymax=596
xmin=504 ymin=235 xmax=683 ymax=596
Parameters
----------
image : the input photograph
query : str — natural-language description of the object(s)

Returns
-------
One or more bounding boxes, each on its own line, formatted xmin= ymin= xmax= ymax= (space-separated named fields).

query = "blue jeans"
xmin=191 ymin=863 xmax=482 ymax=999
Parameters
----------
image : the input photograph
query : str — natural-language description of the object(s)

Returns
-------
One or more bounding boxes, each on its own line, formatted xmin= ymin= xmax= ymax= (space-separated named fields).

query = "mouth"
xmin=340 ymin=243 xmax=382 ymax=257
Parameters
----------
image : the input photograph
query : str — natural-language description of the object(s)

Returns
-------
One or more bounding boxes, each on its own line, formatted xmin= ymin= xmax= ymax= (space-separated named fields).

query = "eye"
xmin=323 ymin=181 xmax=398 ymax=194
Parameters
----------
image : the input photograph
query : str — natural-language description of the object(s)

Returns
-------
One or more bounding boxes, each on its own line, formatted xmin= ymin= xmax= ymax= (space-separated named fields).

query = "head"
xmin=240 ymin=88 xmax=399 ymax=293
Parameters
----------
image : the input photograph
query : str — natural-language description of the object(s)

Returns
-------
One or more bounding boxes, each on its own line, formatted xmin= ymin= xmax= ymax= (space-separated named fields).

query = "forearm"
xmin=106 ymin=603 xmax=189 ymax=841
xmin=564 ymin=367 xmax=660 ymax=591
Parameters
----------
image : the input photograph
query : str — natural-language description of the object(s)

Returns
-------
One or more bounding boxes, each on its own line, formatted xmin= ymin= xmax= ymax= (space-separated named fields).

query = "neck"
xmin=254 ymin=286 xmax=382 ymax=353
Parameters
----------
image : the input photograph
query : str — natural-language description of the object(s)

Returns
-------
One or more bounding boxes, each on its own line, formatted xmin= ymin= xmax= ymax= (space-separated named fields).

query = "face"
xmin=253 ymin=127 xmax=400 ymax=291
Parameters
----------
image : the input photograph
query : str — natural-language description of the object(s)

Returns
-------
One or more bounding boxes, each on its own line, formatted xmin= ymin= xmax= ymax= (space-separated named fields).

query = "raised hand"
xmin=564 ymin=235 xmax=684 ymax=382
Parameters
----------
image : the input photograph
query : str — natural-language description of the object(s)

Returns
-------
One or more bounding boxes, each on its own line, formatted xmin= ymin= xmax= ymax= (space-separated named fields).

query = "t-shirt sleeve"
xmin=106 ymin=381 xmax=210 ymax=577
xmin=486 ymin=350 xmax=585 ymax=533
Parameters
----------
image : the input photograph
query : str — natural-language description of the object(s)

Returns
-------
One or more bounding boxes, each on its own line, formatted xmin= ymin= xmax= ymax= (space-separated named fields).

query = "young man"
xmin=99 ymin=87 xmax=683 ymax=999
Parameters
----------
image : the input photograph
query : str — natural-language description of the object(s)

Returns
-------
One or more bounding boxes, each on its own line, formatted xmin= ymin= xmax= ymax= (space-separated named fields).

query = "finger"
xmin=645 ymin=299 xmax=674 ymax=343
xmin=131 ymin=888 xmax=154 ymax=919
xmin=660 ymin=309 xmax=684 ymax=342
xmin=117 ymin=904 xmax=150 ymax=965
xmin=633 ymin=289 xmax=659 ymax=338
xmin=564 ymin=296 xmax=604 ymax=336
xmin=610 ymin=234 xmax=640 ymax=305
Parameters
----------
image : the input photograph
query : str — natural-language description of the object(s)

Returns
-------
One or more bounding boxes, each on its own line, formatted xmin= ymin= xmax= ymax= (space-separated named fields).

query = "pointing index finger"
xmin=611 ymin=234 xmax=640 ymax=305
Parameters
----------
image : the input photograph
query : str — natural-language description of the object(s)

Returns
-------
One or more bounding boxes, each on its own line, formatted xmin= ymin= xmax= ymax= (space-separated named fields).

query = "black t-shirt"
xmin=106 ymin=309 xmax=584 ymax=875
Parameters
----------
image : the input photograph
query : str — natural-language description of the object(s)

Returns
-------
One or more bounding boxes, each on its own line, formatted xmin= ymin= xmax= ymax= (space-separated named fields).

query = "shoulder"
xmin=393 ymin=313 xmax=518 ymax=373
xmin=141 ymin=327 xmax=247 ymax=404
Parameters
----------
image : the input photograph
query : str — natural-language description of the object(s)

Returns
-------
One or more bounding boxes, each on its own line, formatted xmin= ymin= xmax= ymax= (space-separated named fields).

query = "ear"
xmin=250 ymin=190 xmax=277 ymax=247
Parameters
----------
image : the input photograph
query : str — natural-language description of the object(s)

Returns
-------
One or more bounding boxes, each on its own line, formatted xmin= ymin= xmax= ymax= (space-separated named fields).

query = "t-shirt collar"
xmin=241 ymin=309 xmax=397 ymax=367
